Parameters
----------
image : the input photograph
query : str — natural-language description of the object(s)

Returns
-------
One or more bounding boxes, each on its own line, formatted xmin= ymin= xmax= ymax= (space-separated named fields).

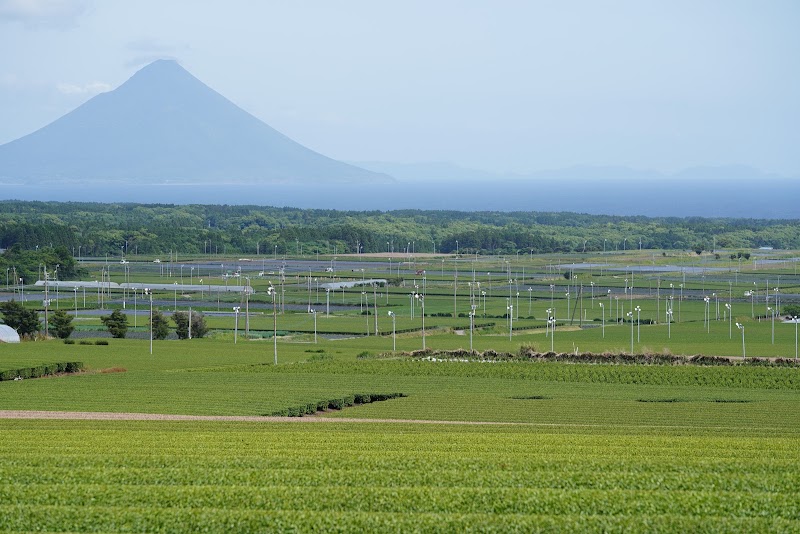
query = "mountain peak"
xmin=0 ymin=62 xmax=392 ymax=185
xmin=127 ymin=59 xmax=192 ymax=83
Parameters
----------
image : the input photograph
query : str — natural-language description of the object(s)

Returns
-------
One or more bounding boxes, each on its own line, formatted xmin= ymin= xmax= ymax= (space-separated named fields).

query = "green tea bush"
xmin=0 ymin=362 xmax=84 ymax=381
xmin=270 ymin=392 xmax=406 ymax=417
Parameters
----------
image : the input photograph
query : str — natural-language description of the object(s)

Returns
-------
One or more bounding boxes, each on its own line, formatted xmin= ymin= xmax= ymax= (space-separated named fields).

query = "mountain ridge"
xmin=350 ymin=161 xmax=796 ymax=183
xmin=0 ymin=60 xmax=392 ymax=185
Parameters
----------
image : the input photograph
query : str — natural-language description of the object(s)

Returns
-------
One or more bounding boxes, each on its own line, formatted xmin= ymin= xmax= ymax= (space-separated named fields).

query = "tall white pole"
xmin=233 ymin=307 xmax=239 ymax=344
xmin=628 ymin=311 xmax=634 ymax=353
xmin=771 ymin=307 xmax=775 ymax=344
xmin=313 ymin=309 xmax=317 ymax=344
xmin=508 ymin=303 xmax=513 ymax=341
xmin=420 ymin=295 xmax=426 ymax=350
xmin=145 ymin=289 xmax=152 ymax=355
xmin=599 ymin=302 xmax=604 ymax=338
xmin=725 ymin=303 xmax=732 ymax=339
xmin=388 ymin=311 xmax=396 ymax=351
xmin=272 ymin=287 xmax=278 ymax=365
xmin=635 ymin=306 xmax=641 ymax=342
xmin=737 ymin=323 xmax=745 ymax=358
xmin=469 ymin=311 xmax=474 ymax=351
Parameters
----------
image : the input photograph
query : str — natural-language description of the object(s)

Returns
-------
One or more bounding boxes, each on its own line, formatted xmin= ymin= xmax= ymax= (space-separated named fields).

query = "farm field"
xmin=2 ymin=248 xmax=800 ymax=532
xmin=1 ymin=419 xmax=798 ymax=532
xmin=1 ymin=336 xmax=799 ymax=531
xmin=1 ymin=338 xmax=799 ymax=425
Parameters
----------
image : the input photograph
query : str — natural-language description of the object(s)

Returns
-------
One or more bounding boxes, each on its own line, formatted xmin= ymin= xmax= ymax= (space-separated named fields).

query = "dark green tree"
xmin=782 ymin=304 xmax=800 ymax=318
xmin=0 ymin=300 xmax=40 ymax=338
xmin=100 ymin=309 xmax=128 ymax=339
xmin=151 ymin=310 xmax=170 ymax=340
xmin=48 ymin=309 xmax=74 ymax=339
xmin=172 ymin=310 xmax=208 ymax=339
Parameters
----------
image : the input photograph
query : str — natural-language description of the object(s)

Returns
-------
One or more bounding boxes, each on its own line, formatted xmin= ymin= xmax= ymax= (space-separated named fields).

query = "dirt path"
xmin=0 ymin=410 xmax=524 ymax=425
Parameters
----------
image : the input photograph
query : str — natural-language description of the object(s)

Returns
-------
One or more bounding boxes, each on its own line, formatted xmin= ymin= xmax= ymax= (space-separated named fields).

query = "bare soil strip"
xmin=0 ymin=410 xmax=523 ymax=425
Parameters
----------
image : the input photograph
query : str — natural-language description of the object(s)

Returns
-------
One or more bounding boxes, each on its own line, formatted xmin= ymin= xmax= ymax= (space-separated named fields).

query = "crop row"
xmin=395 ymin=347 xmax=800 ymax=367
xmin=260 ymin=359 xmax=800 ymax=391
xmin=1 ymin=484 xmax=798 ymax=518
xmin=267 ymin=392 xmax=407 ymax=417
xmin=1 ymin=462 xmax=797 ymax=493
xmin=2 ymin=505 xmax=794 ymax=533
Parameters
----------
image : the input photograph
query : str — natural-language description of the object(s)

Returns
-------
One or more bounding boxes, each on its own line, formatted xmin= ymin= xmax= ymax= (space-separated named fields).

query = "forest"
xmin=0 ymin=200 xmax=797 ymax=262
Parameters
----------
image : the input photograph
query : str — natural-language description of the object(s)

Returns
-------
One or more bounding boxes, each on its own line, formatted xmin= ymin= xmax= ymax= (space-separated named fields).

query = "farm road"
xmin=0 ymin=410 xmax=523 ymax=426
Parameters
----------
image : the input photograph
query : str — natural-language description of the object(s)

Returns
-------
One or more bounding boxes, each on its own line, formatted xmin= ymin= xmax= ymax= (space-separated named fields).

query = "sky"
xmin=1 ymin=0 xmax=798 ymax=176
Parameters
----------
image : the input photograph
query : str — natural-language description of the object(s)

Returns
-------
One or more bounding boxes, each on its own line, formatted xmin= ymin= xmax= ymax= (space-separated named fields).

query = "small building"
xmin=0 ymin=325 xmax=21 ymax=343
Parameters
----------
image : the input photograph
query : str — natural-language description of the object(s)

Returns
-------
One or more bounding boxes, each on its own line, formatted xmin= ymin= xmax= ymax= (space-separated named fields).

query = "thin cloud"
xmin=126 ymin=38 xmax=180 ymax=54
xmin=124 ymin=39 xmax=187 ymax=68
xmin=125 ymin=54 xmax=180 ymax=69
xmin=0 ymin=0 xmax=89 ymax=29
xmin=0 ymin=73 xmax=21 ymax=88
xmin=56 ymin=80 xmax=110 ymax=95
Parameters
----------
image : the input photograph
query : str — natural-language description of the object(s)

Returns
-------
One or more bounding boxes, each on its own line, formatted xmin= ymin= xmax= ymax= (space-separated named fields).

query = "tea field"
xmin=0 ymin=420 xmax=798 ymax=532
xmin=1 ymin=336 xmax=799 ymax=531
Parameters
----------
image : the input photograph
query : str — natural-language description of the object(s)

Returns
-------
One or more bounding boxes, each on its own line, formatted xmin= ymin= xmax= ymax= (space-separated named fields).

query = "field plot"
xmin=0 ymin=420 xmax=798 ymax=532
xmin=1 ymin=336 xmax=799 ymax=531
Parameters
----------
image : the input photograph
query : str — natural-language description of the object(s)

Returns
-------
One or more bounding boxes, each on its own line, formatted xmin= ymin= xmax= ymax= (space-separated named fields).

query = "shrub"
xmin=0 ymin=299 xmax=40 ymax=338
xmin=269 ymin=393 xmax=407 ymax=417
xmin=0 ymin=370 xmax=16 ymax=381
xmin=172 ymin=310 xmax=207 ymax=339
xmin=151 ymin=310 xmax=170 ymax=340
xmin=48 ymin=310 xmax=74 ymax=339
xmin=65 ymin=362 xmax=84 ymax=373
xmin=0 ymin=362 xmax=83 ymax=382
xmin=63 ymin=339 xmax=75 ymax=344
xmin=94 ymin=340 xmax=109 ymax=346
xmin=100 ymin=310 xmax=128 ymax=339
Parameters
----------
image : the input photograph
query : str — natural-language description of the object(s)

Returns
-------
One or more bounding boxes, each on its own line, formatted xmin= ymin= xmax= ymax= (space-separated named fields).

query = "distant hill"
xmin=351 ymin=161 xmax=792 ymax=184
xmin=0 ymin=60 xmax=392 ymax=185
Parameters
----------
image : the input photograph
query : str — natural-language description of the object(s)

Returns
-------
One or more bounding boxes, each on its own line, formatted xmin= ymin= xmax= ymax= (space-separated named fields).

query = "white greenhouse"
xmin=0 ymin=325 xmax=21 ymax=343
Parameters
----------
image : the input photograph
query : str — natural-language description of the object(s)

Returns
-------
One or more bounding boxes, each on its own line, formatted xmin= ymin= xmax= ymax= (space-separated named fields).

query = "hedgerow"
xmin=268 ymin=392 xmax=406 ymax=417
xmin=388 ymin=347 xmax=800 ymax=368
xmin=0 ymin=361 xmax=84 ymax=381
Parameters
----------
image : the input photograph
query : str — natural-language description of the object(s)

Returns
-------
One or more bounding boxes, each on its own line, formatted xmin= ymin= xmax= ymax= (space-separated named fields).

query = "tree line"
xmin=0 ymin=200 xmax=798 ymax=258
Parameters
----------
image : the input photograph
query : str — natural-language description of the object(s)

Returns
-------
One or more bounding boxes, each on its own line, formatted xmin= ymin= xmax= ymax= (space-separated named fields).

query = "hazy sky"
xmin=1 ymin=0 xmax=798 ymax=175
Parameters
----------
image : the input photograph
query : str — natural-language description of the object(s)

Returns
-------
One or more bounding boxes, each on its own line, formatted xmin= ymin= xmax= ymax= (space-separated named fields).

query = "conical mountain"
xmin=0 ymin=60 xmax=392 ymax=184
